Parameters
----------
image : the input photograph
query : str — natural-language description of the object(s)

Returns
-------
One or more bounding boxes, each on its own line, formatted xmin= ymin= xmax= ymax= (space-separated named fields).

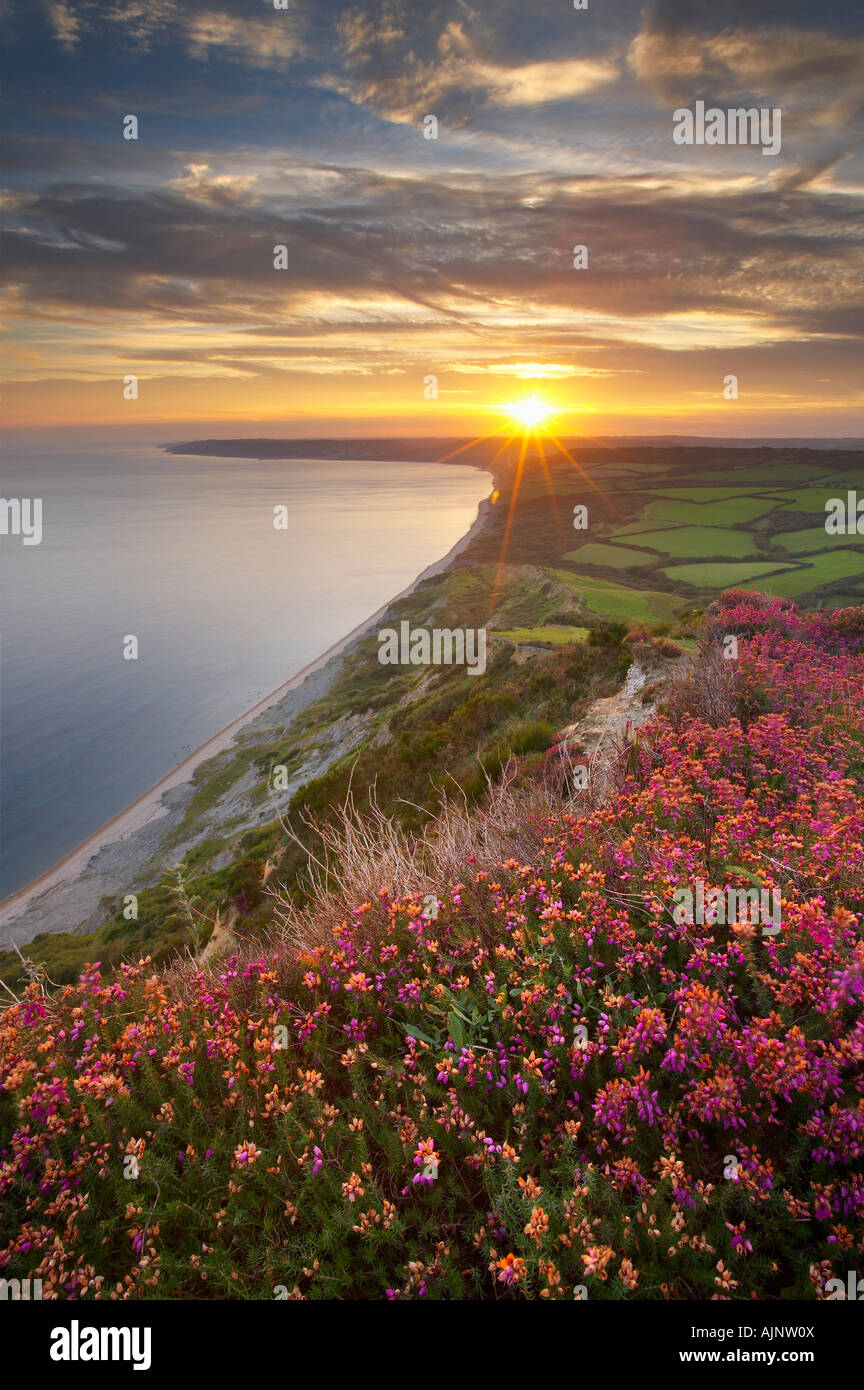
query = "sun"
xmin=502 ymin=394 xmax=556 ymax=430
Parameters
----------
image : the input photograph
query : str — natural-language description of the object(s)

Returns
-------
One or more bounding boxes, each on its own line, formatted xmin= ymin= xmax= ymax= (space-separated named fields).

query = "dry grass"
xmin=268 ymin=744 xmax=610 ymax=952
xmin=176 ymin=657 xmax=686 ymax=968
xmin=666 ymin=642 xmax=739 ymax=729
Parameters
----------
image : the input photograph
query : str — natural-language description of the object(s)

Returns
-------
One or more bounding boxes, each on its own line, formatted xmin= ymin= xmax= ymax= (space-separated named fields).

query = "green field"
xmin=614 ymin=526 xmax=760 ymax=559
xmin=552 ymin=569 xmax=683 ymax=624
xmin=642 ymin=495 xmax=786 ymax=526
xmin=769 ymin=526 xmax=840 ymax=555
xmin=563 ymin=542 xmax=656 ymax=569
xmin=760 ymin=550 xmax=864 ymax=598
xmin=568 ymin=469 xmax=862 ymax=607
xmin=649 ymin=487 xmax=792 ymax=502
xmin=774 ymin=487 xmax=849 ymax=513
xmin=661 ymin=560 xmax=799 ymax=589
xmin=722 ymin=464 xmax=832 ymax=485
xmin=609 ymin=519 xmax=684 ymax=536
xmin=492 ymin=625 xmax=590 ymax=645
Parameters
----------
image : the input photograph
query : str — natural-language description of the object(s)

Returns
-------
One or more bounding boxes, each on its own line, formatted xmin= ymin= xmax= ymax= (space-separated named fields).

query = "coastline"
xmin=0 ymin=490 xmax=493 ymax=935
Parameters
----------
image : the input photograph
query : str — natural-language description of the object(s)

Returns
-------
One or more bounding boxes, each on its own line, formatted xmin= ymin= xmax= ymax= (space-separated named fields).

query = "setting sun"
xmin=502 ymin=395 xmax=556 ymax=430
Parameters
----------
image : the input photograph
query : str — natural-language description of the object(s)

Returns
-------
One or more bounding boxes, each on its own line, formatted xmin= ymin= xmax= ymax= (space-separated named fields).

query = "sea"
xmin=0 ymin=445 xmax=490 ymax=899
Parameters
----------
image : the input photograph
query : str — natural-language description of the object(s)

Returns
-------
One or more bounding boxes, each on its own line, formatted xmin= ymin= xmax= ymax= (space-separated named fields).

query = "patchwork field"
xmin=639 ymin=494 xmax=787 ymax=526
xmin=721 ymin=463 xmax=833 ymax=484
xmin=612 ymin=526 xmax=760 ymax=559
xmin=563 ymin=541 xmax=657 ymax=568
xmin=661 ymin=560 xmax=800 ymax=588
xmin=761 ymin=550 xmax=864 ymax=598
xmin=769 ymin=526 xmax=853 ymax=555
xmin=649 ymin=486 xmax=792 ymax=502
xmin=546 ymin=448 xmax=863 ymax=616
xmin=776 ymin=487 xmax=857 ymax=512
xmin=611 ymin=518 xmax=684 ymax=536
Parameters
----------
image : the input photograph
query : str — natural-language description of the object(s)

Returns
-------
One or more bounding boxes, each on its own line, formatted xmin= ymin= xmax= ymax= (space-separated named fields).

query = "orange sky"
xmin=4 ymin=0 xmax=863 ymax=441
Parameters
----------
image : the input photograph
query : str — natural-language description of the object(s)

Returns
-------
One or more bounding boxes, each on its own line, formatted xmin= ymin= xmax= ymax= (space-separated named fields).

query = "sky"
xmin=3 ymin=0 xmax=864 ymax=441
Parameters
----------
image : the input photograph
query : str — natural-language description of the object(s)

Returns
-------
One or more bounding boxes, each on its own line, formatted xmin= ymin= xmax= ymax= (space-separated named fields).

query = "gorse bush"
xmin=0 ymin=595 xmax=862 ymax=1300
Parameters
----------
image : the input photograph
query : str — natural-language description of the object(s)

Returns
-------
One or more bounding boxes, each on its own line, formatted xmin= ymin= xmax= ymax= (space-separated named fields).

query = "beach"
xmin=0 ymin=491 xmax=493 ymax=945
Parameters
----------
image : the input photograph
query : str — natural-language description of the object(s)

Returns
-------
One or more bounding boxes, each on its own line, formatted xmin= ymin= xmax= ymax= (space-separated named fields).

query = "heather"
xmin=1 ymin=593 xmax=862 ymax=1300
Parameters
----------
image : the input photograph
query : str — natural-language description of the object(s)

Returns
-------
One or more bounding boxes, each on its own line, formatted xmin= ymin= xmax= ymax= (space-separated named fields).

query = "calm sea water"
xmin=0 ymin=446 xmax=489 ymax=899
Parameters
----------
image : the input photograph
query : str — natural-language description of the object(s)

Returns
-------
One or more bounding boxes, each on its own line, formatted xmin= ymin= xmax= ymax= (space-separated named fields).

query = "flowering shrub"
xmin=1 ymin=595 xmax=862 ymax=1300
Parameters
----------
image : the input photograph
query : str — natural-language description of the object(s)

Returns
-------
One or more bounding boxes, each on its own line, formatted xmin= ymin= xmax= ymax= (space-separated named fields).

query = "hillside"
xmin=1 ymin=591 xmax=862 ymax=1300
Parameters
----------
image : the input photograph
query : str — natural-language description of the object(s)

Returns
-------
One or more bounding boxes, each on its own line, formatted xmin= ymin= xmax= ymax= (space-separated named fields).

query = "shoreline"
xmin=0 ymin=490 xmax=493 ymax=931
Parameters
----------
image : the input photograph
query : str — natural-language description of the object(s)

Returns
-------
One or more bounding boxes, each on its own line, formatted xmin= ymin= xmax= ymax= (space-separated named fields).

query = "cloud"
xmin=5 ymin=158 xmax=862 ymax=364
xmin=641 ymin=0 xmax=863 ymax=37
xmin=328 ymin=12 xmax=619 ymax=122
xmin=770 ymin=153 xmax=852 ymax=194
xmin=41 ymin=0 xmax=82 ymax=51
xmin=447 ymin=362 xmax=621 ymax=378
xmin=185 ymin=10 xmax=304 ymax=69
xmin=37 ymin=0 xmax=181 ymax=55
xmin=105 ymin=0 xmax=181 ymax=49
xmin=33 ymin=0 xmax=305 ymax=68
xmin=169 ymin=163 xmax=259 ymax=204
xmin=464 ymin=56 xmax=620 ymax=108
xmin=628 ymin=24 xmax=864 ymax=127
xmin=3 ymin=0 xmax=859 ymax=433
